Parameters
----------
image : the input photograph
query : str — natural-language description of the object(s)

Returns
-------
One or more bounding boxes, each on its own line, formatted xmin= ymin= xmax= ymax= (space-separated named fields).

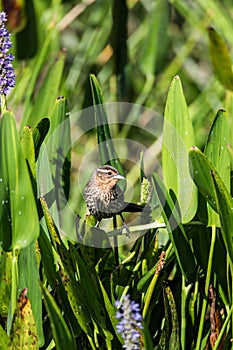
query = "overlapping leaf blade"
xmin=18 ymin=243 xmax=44 ymax=346
xmin=189 ymin=147 xmax=217 ymax=212
xmin=37 ymin=97 xmax=71 ymax=234
xmin=90 ymin=74 xmax=126 ymax=190
xmin=42 ymin=286 xmax=76 ymax=350
xmin=162 ymin=75 xmax=197 ymax=223
xmin=21 ymin=49 xmax=66 ymax=129
xmin=208 ymin=27 xmax=233 ymax=91
xmin=211 ymin=170 xmax=233 ymax=268
xmin=204 ymin=109 xmax=230 ymax=226
xmin=32 ymin=118 xmax=50 ymax=161
xmin=0 ymin=112 xmax=39 ymax=251
xmin=9 ymin=290 xmax=38 ymax=349
xmin=152 ymin=173 xmax=197 ymax=282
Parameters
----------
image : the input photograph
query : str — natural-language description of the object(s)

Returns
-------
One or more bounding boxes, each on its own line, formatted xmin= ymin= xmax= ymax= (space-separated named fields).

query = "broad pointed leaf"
xmin=204 ymin=109 xmax=230 ymax=226
xmin=162 ymin=75 xmax=197 ymax=223
xmin=152 ymin=173 xmax=197 ymax=282
xmin=90 ymin=74 xmax=125 ymax=190
xmin=208 ymin=27 xmax=233 ymax=91
xmin=0 ymin=112 xmax=39 ymax=251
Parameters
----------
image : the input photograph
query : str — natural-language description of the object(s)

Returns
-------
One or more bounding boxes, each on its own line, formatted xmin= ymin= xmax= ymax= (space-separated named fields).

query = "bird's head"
xmin=95 ymin=165 xmax=125 ymax=190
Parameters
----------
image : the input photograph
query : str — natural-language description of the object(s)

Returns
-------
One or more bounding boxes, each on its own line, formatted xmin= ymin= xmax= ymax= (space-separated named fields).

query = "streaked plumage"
xmin=84 ymin=165 xmax=143 ymax=222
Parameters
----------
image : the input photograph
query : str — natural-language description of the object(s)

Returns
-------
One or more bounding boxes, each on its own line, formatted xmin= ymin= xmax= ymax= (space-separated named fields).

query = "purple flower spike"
xmin=115 ymin=294 xmax=144 ymax=350
xmin=0 ymin=11 xmax=16 ymax=96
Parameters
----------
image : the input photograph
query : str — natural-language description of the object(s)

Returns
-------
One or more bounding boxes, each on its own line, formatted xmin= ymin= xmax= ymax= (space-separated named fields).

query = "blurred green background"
xmin=6 ymin=0 xmax=232 ymax=140
xmin=1 ymin=1 xmax=233 ymax=349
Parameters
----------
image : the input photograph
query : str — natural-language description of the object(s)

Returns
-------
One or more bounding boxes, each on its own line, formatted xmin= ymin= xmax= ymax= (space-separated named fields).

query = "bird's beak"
xmin=113 ymin=174 xmax=125 ymax=181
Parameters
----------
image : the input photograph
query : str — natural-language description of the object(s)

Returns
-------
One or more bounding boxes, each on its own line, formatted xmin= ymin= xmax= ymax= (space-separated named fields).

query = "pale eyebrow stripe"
xmin=98 ymin=167 xmax=118 ymax=175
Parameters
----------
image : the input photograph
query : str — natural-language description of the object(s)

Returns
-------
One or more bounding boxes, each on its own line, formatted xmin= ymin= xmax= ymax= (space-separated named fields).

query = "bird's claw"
xmin=121 ymin=223 xmax=130 ymax=238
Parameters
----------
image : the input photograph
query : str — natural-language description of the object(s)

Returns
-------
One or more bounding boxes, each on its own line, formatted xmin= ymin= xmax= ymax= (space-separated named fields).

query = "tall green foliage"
xmin=1 ymin=0 xmax=233 ymax=349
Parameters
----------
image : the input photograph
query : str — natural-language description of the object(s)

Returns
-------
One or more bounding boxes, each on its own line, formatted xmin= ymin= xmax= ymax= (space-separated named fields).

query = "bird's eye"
xmin=108 ymin=171 xmax=112 ymax=176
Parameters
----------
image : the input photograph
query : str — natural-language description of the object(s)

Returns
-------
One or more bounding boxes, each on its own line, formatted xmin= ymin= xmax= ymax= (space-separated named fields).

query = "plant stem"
xmin=181 ymin=275 xmax=187 ymax=350
xmin=0 ymin=94 xmax=6 ymax=114
xmin=142 ymin=243 xmax=172 ymax=319
xmin=213 ymin=303 xmax=233 ymax=350
xmin=195 ymin=225 xmax=216 ymax=349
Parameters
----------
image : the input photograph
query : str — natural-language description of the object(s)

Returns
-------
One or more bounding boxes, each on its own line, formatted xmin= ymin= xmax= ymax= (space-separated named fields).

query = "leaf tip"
xmin=218 ymin=108 xmax=226 ymax=113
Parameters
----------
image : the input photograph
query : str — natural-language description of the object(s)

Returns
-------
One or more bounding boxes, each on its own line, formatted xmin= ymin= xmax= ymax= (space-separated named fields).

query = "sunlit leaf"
xmin=211 ymin=170 xmax=233 ymax=267
xmin=162 ymin=75 xmax=197 ymax=223
xmin=32 ymin=118 xmax=50 ymax=161
xmin=152 ymin=173 xmax=197 ymax=282
xmin=18 ymin=243 xmax=44 ymax=347
xmin=42 ymin=286 xmax=75 ymax=350
xmin=208 ymin=27 xmax=233 ymax=91
xmin=21 ymin=50 xmax=66 ymax=128
xmin=9 ymin=289 xmax=38 ymax=349
xmin=204 ymin=109 xmax=230 ymax=226
xmin=0 ymin=112 xmax=39 ymax=251
xmin=0 ymin=250 xmax=11 ymax=315
xmin=90 ymin=74 xmax=126 ymax=190
xmin=189 ymin=147 xmax=217 ymax=212
xmin=0 ymin=323 xmax=9 ymax=349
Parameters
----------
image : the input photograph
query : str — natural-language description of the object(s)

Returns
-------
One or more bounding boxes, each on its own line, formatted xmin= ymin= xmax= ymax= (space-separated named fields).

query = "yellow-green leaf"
xmin=42 ymin=286 xmax=75 ymax=350
xmin=90 ymin=74 xmax=126 ymax=190
xmin=211 ymin=170 xmax=233 ymax=268
xmin=208 ymin=27 xmax=233 ymax=90
xmin=9 ymin=289 xmax=38 ymax=350
xmin=204 ymin=109 xmax=230 ymax=226
xmin=0 ymin=112 xmax=39 ymax=251
xmin=189 ymin=147 xmax=217 ymax=212
xmin=162 ymin=75 xmax=197 ymax=223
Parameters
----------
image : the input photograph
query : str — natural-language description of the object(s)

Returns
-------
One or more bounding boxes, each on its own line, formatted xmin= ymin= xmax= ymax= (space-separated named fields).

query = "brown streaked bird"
xmin=84 ymin=165 xmax=144 ymax=228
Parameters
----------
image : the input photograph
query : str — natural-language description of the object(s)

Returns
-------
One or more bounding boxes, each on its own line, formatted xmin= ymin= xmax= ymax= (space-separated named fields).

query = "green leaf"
xmin=189 ymin=147 xmax=217 ymax=212
xmin=9 ymin=289 xmax=38 ymax=350
xmin=90 ymin=74 xmax=126 ymax=189
xmin=32 ymin=118 xmax=50 ymax=161
xmin=42 ymin=286 xmax=76 ymax=350
xmin=44 ymin=96 xmax=71 ymax=210
xmin=164 ymin=285 xmax=180 ymax=348
xmin=40 ymin=198 xmax=93 ymax=337
xmin=139 ymin=0 xmax=170 ymax=76
xmin=0 ymin=323 xmax=9 ymax=349
xmin=38 ymin=227 xmax=81 ymax=336
xmin=143 ymin=322 xmax=154 ymax=350
xmin=15 ymin=0 xmax=37 ymax=59
xmin=21 ymin=50 xmax=66 ymax=129
xmin=204 ymin=109 xmax=230 ymax=226
xmin=69 ymin=243 xmax=114 ymax=341
xmin=98 ymin=278 xmax=122 ymax=341
xmin=110 ymin=0 xmax=128 ymax=98
xmin=211 ymin=170 xmax=233 ymax=267
xmin=208 ymin=27 xmax=233 ymax=91
xmin=152 ymin=174 xmax=197 ymax=282
xmin=38 ymin=227 xmax=57 ymax=289
xmin=21 ymin=125 xmax=37 ymax=188
xmin=37 ymin=98 xmax=71 ymax=238
xmin=162 ymin=75 xmax=197 ymax=223
xmin=18 ymin=243 xmax=44 ymax=347
xmin=0 ymin=250 xmax=12 ymax=315
xmin=0 ymin=112 xmax=39 ymax=251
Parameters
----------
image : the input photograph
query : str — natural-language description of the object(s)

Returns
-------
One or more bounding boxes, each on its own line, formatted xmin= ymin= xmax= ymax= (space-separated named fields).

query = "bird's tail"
xmin=121 ymin=202 xmax=144 ymax=213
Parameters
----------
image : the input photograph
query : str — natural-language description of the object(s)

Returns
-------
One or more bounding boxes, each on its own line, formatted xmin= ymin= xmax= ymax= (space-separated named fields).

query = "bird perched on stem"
xmin=84 ymin=165 xmax=144 ymax=233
